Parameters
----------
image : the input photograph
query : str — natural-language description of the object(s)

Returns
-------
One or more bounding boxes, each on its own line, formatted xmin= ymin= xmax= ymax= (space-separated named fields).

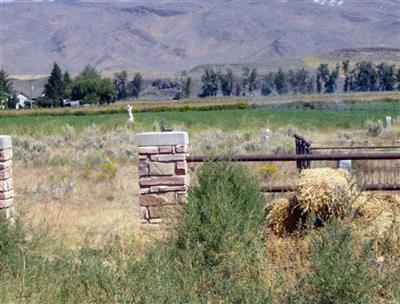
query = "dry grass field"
xmin=1 ymin=96 xmax=400 ymax=302
xmin=13 ymin=163 xmax=142 ymax=248
xmin=7 ymin=110 xmax=400 ymax=242
xmin=9 ymin=118 xmax=400 ymax=245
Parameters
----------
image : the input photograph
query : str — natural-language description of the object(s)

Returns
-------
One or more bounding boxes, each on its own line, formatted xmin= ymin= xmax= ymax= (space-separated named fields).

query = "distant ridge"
xmin=2 ymin=0 xmax=400 ymax=75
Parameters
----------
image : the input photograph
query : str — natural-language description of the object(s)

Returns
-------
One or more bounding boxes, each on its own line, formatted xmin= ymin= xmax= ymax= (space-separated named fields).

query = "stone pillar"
xmin=0 ymin=136 xmax=14 ymax=222
xmin=136 ymin=132 xmax=189 ymax=224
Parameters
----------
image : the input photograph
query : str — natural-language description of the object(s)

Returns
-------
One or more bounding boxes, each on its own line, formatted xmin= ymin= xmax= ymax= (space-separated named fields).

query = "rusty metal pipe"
xmin=260 ymin=184 xmax=400 ymax=193
xmin=312 ymin=146 xmax=400 ymax=150
xmin=187 ymin=152 xmax=400 ymax=163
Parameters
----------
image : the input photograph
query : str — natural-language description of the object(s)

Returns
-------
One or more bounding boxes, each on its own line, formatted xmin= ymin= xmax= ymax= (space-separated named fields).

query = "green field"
xmin=1 ymin=105 xmax=399 ymax=135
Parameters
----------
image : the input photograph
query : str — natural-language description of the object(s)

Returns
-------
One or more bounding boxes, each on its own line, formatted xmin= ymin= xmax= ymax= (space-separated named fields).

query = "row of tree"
xmin=113 ymin=70 xmax=143 ymax=101
xmin=40 ymin=64 xmax=145 ymax=107
xmin=199 ymin=61 xmax=400 ymax=97
xmin=199 ymin=67 xmax=257 ymax=97
xmin=1 ymin=60 xmax=399 ymax=109
xmin=0 ymin=64 xmax=145 ymax=109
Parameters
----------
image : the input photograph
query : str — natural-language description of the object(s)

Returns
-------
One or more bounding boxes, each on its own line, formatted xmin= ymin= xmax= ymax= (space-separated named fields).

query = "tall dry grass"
xmin=1 ymin=121 xmax=399 ymax=302
xmin=9 ymin=120 xmax=400 ymax=246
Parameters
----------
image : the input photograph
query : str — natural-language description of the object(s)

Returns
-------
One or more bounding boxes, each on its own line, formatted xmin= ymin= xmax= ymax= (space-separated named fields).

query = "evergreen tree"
xmin=63 ymin=71 xmax=72 ymax=99
xmin=242 ymin=67 xmax=257 ymax=95
xmin=219 ymin=69 xmax=234 ymax=96
xmin=234 ymin=82 xmax=241 ymax=96
xmin=316 ymin=64 xmax=330 ymax=93
xmin=342 ymin=60 xmax=350 ymax=92
xmin=377 ymin=63 xmax=396 ymax=91
xmin=288 ymin=69 xmax=297 ymax=94
xmin=261 ymin=72 xmax=275 ymax=96
xmin=113 ymin=70 xmax=128 ymax=100
xmin=200 ymin=68 xmax=218 ymax=97
xmin=128 ymin=72 xmax=143 ymax=99
xmin=43 ymin=62 xmax=64 ymax=103
xmin=351 ymin=61 xmax=377 ymax=91
xmin=0 ymin=69 xmax=13 ymax=95
xmin=182 ymin=76 xmax=192 ymax=98
xmin=397 ymin=68 xmax=400 ymax=91
xmin=349 ymin=69 xmax=356 ymax=91
xmin=0 ymin=69 xmax=15 ymax=110
xmin=324 ymin=64 xmax=340 ymax=93
xmin=306 ymin=76 xmax=315 ymax=94
xmin=274 ymin=68 xmax=288 ymax=95
xmin=295 ymin=68 xmax=309 ymax=94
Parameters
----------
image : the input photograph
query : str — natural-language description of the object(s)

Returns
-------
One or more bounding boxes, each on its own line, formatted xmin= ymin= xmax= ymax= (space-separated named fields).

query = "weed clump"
xmin=138 ymin=162 xmax=270 ymax=303
xmin=297 ymin=219 xmax=379 ymax=304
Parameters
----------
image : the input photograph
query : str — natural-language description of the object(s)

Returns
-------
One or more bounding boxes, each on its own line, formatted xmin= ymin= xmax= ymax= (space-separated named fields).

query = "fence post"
xmin=136 ymin=131 xmax=189 ymax=224
xmin=0 ymin=136 xmax=14 ymax=222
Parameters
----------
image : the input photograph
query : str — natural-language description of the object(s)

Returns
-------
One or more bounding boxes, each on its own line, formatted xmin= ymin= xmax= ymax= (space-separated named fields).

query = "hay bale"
xmin=353 ymin=193 xmax=389 ymax=218
xmin=353 ymin=193 xmax=400 ymax=245
xmin=353 ymin=193 xmax=400 ymax=217
xmin=266 ymin=196 xmax=304 ymax=236
xmin=370 ymin=211 xmax=399 ymax=240
xmin=296 ymin=168 xmax=358 ymax=221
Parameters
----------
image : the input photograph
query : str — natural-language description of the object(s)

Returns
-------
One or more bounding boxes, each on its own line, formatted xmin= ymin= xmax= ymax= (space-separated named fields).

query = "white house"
xmin=16 ymin=93 xmax=35 ymax=109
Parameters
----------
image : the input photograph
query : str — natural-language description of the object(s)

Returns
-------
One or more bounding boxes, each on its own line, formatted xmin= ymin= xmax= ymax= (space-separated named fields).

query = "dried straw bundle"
xmin=296 ymin=168 xmax=358 ymax=221
xmin=266 ymin=196 xmax=304 ymax=236
xmin=353 ymin=193 xmax=400 ymax=245
xmin=354 ymin=193 xmax=399 ymax=218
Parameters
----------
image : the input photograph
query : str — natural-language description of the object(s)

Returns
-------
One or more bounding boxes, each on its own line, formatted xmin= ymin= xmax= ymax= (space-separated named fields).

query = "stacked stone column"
xmin=136 ymin=132 xmax=189 ymax=224
xmin=0 ymin=136 xmax=14 ymax=221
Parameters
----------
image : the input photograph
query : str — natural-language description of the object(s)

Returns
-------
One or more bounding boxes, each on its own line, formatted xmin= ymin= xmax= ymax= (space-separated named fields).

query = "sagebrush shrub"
xmin=299 ymin=219 xmax=377 ymax=304
xmin=137 ymin=162 xmax=271 ymax=303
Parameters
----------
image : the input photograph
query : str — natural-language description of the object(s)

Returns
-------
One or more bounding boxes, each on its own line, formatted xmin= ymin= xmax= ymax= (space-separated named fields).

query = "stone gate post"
xmin=136 ymin=132 xmax=189 ymax=224
xmin=0 ymin=136 xmax=14 ymax=222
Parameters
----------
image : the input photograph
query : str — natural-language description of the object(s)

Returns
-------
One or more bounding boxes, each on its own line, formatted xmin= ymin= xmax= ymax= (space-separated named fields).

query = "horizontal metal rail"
xmin=187 ymin=152 xmax=400 ymax=163
xmin=261 ymin=184 xmax=400 ymax=193
xmin=312 ymin=146 xmax=400 ymax=150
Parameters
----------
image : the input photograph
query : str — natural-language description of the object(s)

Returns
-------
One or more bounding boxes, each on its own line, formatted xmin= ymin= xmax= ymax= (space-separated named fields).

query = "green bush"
xmin=177 ymin=162 xmax=265 ymax=257
xmin=36 ymin=97 xmax=59 ymax=108
xmin=136 ymin=162 xmax=270 ymax=303
xmin=297 ymin=219 xmax=378 ymax=304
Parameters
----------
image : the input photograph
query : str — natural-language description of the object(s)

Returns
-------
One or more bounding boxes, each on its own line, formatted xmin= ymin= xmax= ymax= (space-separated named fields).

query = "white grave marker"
xmin=338 ymin=160 xmax=352 ymax=171
xmin=127 ymin=105 xmax=134 ymax=123
xmin=264 ymin=128 xmax=271 ymax=142
xmin=384 ymin=116 xmax=392 ymax=129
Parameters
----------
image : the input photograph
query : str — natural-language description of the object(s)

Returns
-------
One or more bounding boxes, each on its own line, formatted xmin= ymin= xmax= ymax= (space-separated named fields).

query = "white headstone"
xmin=264 ymin=128 xmax=271 ymax=142
xmin=338 ymin=160 xmax=352 ymax=171
xmin=127 ymin=105 xmax=134 ymax=123
xmin=384 ymin=116 xmax=392 ymax=129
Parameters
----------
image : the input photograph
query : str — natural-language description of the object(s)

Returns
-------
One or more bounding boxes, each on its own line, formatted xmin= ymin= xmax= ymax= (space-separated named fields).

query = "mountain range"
xmin=2 ymin=0 xmax=400 ymax=78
